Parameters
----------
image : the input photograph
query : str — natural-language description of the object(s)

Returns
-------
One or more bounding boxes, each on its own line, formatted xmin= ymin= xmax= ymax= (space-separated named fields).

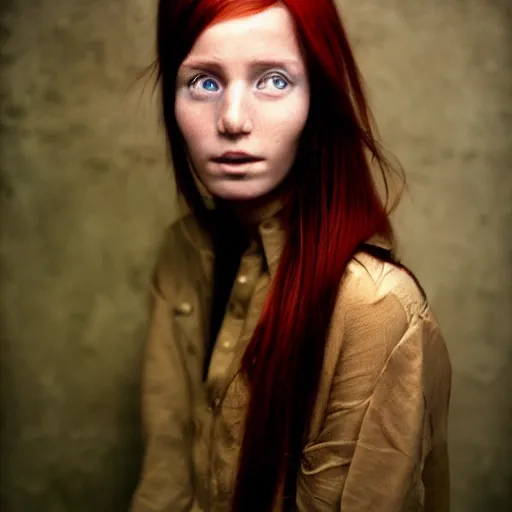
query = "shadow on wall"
xmin=1 ymin=0 xmax=511 ymax=511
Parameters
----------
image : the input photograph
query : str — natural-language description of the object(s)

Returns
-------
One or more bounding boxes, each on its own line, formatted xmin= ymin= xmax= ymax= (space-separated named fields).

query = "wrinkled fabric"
xmin=131 ymin=212 xmax=452 ymax=512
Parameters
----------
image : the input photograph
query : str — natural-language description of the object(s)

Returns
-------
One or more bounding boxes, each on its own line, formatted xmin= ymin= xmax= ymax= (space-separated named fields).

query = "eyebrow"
xmin=179 ymin=58 xmax=304 ymax=75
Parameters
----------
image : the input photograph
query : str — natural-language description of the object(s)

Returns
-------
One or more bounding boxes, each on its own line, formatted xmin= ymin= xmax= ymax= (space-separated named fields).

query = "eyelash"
xmin=187 ymin=72 xmax=291 ymax=92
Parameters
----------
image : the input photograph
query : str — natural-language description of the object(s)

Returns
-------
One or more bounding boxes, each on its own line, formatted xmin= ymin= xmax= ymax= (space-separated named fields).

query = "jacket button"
xmin=175 ymin=301 xmax=193 ymax=315
xmin=220 ymin=336 xmax=234 ymax=349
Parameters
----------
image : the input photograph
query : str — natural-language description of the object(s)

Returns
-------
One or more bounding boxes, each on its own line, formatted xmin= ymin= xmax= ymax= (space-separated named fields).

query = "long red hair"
xmin=155 ymin=1 xmax=403 ymax=510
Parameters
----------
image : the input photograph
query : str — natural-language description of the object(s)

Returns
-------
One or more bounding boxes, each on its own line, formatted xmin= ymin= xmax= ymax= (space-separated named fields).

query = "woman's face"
xmin=175 ymin=4 xmax=310 ymax=202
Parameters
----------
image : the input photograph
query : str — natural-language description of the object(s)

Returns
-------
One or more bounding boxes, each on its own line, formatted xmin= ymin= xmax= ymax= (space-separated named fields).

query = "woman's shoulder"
xmin=309 ymin=248 xmax=450 ymax=442
xmin=159 ymin=213 xmax=209 ymax=260
xmin=152 ymin=213 xmax=210 ymax=295
xmin=331 ymin=247 xmax=443 ymax=370
xmin=344 ymin=248 xmax=428 ymax=325
xmin=327 ymin=247 xmax=450 ymax=407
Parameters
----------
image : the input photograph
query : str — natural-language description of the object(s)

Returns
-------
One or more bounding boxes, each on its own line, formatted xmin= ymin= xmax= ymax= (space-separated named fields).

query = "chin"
xmin=214 ymin=190 xmax=265 ymax=202
xmin=209 ymin=182 xmax=271 ymax=202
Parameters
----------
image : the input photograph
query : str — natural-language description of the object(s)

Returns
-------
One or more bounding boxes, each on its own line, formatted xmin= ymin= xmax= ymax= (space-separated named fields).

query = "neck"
xmin=215 ymin=183 xmax=288 ymax=233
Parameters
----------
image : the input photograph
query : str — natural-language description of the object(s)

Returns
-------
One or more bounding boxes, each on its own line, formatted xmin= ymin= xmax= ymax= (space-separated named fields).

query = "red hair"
xmin=155 ymin=1 xmax=403 ymax=510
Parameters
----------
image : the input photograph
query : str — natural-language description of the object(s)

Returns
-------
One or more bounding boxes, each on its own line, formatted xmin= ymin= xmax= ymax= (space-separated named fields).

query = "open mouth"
xmin=212 ymin=157 xmax=262 ymax=165
xmin=212 ymin=152 xmax=263 ymax=166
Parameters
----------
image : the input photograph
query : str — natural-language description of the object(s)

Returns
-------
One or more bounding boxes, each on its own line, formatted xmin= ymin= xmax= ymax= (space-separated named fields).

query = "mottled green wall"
xmin=0 ymin=1 xmax=173 ymax=510
xmin=0 ymin=1 xmax=510 ymax=511
xmin=339 ymin=2 xmax=512 ymax=510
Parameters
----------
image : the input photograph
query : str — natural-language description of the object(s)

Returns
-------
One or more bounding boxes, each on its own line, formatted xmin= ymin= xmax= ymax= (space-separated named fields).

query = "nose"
xmin=217 ymin=82 xmax=252 ymax=136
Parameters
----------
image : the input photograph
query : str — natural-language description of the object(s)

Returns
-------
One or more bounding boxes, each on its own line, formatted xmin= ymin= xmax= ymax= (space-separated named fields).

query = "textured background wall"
xmin=0 ymin=1 xmax=510 ymax=511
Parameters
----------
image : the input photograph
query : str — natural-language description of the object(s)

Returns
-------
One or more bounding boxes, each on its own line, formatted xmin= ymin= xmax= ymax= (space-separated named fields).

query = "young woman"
xmin=131 ymin=1 xmax=452 ymax=511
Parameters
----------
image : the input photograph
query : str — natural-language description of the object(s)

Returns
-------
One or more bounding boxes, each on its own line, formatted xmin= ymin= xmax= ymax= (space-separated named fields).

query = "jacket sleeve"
xmin=130 ymin=260 xmax=195 ymax=511
xmin=339 ymin=315 xmax=431 ymax=511
xmin=297 ymin=293 xmax=450 ymax=512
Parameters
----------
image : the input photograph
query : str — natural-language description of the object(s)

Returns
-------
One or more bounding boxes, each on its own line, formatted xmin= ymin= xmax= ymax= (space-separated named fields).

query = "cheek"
xmin=289 ymin=92 xmax=310 ymax=137
xmin=266 ymin=98 xmax=309 ymax=153
xmin=175 ymin=99 xmax=211 ymax=151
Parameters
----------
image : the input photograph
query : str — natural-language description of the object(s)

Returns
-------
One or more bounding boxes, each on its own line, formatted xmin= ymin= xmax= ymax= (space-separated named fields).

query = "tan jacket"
xmin=131 ymin=212 xmax=452 ymax=512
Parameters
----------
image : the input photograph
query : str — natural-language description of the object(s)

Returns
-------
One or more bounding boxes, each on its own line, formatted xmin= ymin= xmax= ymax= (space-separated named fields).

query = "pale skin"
xmin=175 ymin=4 xmax=311 ymax=203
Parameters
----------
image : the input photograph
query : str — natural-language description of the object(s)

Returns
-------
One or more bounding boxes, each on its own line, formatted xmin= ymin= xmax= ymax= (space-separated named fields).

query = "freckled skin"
xmin=175 ymin=5 xmax=310 ymax=201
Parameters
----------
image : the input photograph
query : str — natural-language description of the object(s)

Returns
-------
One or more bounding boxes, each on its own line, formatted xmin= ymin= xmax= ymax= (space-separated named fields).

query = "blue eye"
xmin=271 ymin=76 xmax=288 ymax=90
xmin=189 ymin=75 xmax=219 ymax=94
xmin=202 ymin=78 xmax=219 ymax=91
xmin=257 ymin=73 xmax=290 ymax=92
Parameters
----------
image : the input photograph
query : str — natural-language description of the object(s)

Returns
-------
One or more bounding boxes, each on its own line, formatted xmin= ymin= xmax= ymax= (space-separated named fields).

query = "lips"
xmin=212 ymin=151 xmax=263 ymax=164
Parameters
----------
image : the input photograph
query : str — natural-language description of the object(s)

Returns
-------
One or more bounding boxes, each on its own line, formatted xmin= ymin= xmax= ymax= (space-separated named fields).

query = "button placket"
xmin=225 ymin=256 xmax=260 ymax=322
xmin=205 ymin=253 xmax=262 ymax=406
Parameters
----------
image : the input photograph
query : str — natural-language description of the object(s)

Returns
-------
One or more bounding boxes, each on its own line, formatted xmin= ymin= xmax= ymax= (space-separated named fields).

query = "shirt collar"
xmin=195 ymin=196 xmax=391 ymax=282
xmin=196 ymin=194 xmax=287 ymax=282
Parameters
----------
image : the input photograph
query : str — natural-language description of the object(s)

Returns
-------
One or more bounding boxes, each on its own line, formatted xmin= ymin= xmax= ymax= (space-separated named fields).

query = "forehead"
xmin=183 ymin=5 xmax=304 ymax=66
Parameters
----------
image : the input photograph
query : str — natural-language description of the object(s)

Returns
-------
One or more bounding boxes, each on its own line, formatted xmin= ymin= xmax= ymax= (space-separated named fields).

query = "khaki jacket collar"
xmin=196 ymin=195 xmax=287 ymax=283
xmin=194 ymin=194 xmax=391 ymax=284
